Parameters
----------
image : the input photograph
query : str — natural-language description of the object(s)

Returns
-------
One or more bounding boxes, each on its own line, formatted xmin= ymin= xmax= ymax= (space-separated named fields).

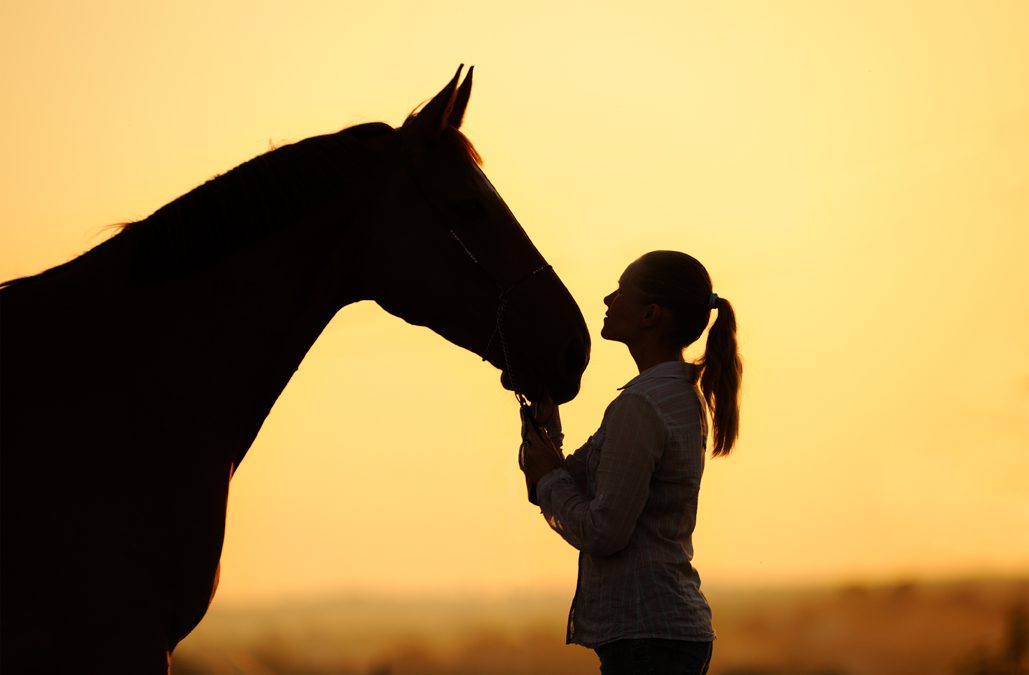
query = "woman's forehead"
xmin=619 ymin=260 xmax=646 ymax=285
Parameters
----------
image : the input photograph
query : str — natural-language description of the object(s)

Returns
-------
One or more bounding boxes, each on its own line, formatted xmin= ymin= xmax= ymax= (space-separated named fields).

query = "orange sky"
xmin=1 ymin=1 xmax=1027 ymax=605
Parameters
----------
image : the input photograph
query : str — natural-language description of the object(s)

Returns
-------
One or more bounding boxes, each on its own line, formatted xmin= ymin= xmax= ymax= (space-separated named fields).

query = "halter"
xmin=448 ymin=228 xmax=551 ymax=407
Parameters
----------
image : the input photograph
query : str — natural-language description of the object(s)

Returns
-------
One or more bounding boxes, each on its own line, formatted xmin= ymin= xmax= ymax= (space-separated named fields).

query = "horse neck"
xmin=5 ymin=181 xmax=366 ymax=469
xmin=169 ymin=208 xmax=358 ymax=377
xmin=137 ymin=203 xmax=364 ymax=461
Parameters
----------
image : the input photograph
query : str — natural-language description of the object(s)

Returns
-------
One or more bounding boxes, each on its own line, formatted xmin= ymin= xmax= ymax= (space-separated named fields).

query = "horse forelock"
xmin=445 ymin=128 xmax=483 ymax=166
xmin=402 ymin=111 xmax=483 ymax=167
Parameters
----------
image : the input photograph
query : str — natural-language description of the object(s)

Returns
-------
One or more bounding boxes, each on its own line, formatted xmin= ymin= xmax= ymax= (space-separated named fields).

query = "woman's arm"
xmin=534 ymin=393 xmax=666 ymax=557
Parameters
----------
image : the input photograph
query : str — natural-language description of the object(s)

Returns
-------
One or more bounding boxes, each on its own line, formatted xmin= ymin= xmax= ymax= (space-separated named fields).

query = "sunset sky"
xmin=1 ymin=1 xmax=1027 ymax=607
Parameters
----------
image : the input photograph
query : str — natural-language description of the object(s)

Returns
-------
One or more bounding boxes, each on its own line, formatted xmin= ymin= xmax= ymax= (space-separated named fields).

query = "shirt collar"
xmin=618 ymin=360 xmax=697 ymax=390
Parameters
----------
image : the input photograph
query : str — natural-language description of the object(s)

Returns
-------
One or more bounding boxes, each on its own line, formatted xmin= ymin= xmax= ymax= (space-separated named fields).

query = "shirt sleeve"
xmin=562 ymin=444 xmax=588 ymax=494
xmin=535 ymin=393 xmax=666 ymax=557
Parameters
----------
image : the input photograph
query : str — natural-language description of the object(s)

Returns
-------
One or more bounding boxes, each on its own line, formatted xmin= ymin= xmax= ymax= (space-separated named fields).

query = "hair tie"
xmin=708 ymin=292 xmax=719 ymax=309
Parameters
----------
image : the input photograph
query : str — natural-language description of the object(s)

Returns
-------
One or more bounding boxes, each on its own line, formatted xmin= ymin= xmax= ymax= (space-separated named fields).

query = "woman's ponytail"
xmin=700 ymin=296 xmax=742 ymax=456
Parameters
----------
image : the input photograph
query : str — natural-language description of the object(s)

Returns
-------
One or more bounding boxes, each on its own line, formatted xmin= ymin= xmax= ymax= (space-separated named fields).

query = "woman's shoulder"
xmin=622 ymin=366 xmax=700 ymax=408
xmin=601 ymin=390 xmax=669 ymax=437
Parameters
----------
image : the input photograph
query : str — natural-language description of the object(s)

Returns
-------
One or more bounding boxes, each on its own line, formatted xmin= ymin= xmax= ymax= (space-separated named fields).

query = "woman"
xmin=519 ymin=250 xmax=742 ymax=675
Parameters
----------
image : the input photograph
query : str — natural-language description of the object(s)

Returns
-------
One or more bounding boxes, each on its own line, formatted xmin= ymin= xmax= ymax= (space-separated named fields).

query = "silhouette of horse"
xmin=0 ymin=66 xmax=590 ymax=673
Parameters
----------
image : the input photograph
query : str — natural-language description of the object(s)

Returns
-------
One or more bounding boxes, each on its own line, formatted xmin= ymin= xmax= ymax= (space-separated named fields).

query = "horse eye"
xmin=455 ymin=199 xmax=484 ymax=218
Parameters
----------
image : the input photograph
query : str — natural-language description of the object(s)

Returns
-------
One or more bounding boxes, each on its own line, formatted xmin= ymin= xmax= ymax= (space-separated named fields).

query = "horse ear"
xmin=405 ymin=65 xmax=463 ymax=137
xmin=448 ymin=65 xmax=473 ymax=129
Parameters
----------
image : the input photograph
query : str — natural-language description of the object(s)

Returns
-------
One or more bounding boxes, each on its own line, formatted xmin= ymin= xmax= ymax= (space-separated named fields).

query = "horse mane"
xmin=1 ymin=122 xmax=396 ymax=289
xmin=122 ymin=122 xmax=404 ymax=284
xmin=1 ymin=117 xmax=483 ymax=291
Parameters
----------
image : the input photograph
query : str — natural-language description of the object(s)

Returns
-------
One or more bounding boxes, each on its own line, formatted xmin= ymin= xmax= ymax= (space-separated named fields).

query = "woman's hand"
xmin=529 ymin=394 xmax=556 ymax=427
xmin=524 ymin=393 xmax=562 ymax=445
xmin=519 ymin=422 xmax=565 ymax=484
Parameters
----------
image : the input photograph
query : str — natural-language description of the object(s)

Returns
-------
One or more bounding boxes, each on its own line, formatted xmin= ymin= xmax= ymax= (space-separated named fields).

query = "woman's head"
xmin=633 ymin=250 xmax=715 ymax=349
xmin=609 ymin=250 xmax=743 ymax=456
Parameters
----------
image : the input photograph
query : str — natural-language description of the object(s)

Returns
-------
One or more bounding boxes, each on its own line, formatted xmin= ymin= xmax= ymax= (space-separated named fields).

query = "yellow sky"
xmin=2 ymin=1 xmax=1027 ymax=605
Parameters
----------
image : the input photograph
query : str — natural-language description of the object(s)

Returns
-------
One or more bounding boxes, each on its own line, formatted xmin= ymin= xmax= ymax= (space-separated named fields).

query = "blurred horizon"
xmin=173 ymin=575 xmax=1029 ymax=674
xmin=199 ymin=568 xmax=1029 ymax=612
xmin=2 ymin=0 xmax=1027 ymax=610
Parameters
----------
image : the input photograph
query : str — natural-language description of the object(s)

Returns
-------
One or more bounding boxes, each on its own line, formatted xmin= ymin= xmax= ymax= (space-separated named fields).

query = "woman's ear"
xmin=641 ymin=303 xmax=663 ymax=328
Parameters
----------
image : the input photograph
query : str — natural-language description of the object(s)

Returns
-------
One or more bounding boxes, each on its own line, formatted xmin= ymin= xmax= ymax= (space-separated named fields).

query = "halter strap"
xmin=447 ymin=228 xmax=551 ymax=399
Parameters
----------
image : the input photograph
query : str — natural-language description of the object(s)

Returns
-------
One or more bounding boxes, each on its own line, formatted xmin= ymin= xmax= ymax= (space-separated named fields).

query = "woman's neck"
xmin=627 ymin=340 xmax=685 ymax=374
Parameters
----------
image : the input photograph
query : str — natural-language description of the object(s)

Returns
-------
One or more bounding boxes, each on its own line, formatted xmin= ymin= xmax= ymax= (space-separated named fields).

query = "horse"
xmin=0 ymin=66 xmax=590 ymax=673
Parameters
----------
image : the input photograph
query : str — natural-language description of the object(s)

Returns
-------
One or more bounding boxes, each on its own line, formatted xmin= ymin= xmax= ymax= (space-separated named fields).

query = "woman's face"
xmin=601 ymin=260 xmax=652 ymax=344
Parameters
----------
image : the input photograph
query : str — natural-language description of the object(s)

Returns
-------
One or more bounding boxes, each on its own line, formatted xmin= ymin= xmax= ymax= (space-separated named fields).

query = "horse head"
xmin=355 ymin=67 xmax=589 ymax=404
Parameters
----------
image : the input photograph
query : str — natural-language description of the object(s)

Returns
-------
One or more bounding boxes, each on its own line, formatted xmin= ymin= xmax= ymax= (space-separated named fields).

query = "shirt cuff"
xmin=536 ymin=466 xmax=570 ymax=498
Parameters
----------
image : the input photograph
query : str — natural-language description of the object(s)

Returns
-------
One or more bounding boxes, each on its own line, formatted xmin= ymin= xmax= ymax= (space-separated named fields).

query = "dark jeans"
xmin=595 ymin=638 xmax=712 ymax=675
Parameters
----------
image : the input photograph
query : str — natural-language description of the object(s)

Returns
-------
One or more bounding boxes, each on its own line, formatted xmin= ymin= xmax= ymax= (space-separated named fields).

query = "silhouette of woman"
xmin=518 ymin=250 xmax=742 ymax=675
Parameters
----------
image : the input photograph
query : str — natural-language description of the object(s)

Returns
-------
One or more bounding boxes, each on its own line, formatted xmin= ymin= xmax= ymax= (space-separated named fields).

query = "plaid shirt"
xmin=536 ymin=361 xmax=715 ymax=648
